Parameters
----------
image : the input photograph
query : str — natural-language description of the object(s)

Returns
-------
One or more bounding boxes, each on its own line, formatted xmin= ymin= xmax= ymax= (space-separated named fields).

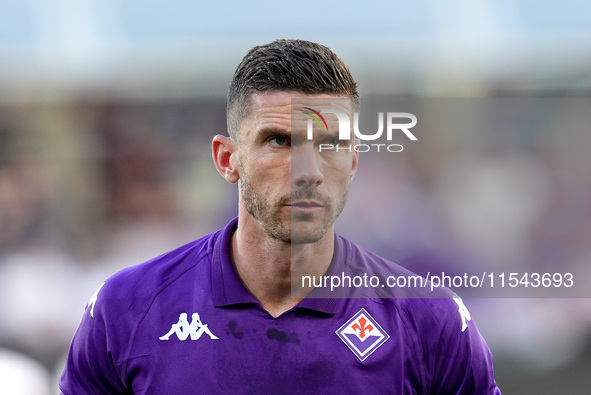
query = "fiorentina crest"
xmin=335 ymin=308 xmax=389 ymax=362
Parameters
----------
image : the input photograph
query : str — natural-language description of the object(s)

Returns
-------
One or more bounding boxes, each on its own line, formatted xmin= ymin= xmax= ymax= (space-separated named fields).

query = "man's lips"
xmin=288 ymin=200 xmax=324 ymax=208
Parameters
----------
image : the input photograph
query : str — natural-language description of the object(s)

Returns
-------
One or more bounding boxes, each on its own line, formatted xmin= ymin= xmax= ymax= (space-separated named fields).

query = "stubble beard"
xmin=239 ymin=163 xmax=348 ymax=245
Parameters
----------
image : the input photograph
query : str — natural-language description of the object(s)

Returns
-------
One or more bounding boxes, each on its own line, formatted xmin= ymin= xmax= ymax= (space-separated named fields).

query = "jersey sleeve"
xmin=59 ymin=282 xmax=129 ymax=394
xmin=427 ymin=295 xmax=501 ymax=394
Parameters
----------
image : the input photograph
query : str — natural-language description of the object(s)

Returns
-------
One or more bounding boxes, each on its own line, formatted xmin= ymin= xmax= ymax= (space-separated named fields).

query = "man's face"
xmin=236 ymin=91 xmax=358 ymax=244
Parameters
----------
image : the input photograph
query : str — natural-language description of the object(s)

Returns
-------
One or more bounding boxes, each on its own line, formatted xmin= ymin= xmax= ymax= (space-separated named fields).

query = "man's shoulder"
xmin=338 ymin=235 xmax=452 ymax=299
xmin=337 ymin=235 xmax=470 ymax=331
xmin=340 ymin=236 xmax=419 ymax=277
xmin=91 ymin=229 xmax=222 ymax=317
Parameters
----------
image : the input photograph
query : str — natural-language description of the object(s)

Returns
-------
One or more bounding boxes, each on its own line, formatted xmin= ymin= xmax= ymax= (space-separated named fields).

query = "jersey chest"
xmin=125 ymin=302 xmax=425 ymax=394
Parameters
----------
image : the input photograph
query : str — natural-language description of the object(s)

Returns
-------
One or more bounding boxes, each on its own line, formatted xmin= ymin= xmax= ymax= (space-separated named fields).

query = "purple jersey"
xmin=60 ymin=218 xmax=501 ymax=394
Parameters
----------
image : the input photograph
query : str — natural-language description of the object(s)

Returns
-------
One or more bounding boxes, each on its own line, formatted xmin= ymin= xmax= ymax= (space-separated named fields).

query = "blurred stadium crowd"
xmin=0 ymin=96 xmax=590 ymax=393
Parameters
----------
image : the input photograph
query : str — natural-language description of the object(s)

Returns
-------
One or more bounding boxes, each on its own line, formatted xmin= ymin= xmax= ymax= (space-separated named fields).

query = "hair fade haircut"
xmin=227 ymin=39 xmax=359 ymax=140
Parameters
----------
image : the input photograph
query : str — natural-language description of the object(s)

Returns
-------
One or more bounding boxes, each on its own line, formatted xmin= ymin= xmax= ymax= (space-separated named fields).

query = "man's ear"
xmin=212 ymin=135 xmax=240 ymax=183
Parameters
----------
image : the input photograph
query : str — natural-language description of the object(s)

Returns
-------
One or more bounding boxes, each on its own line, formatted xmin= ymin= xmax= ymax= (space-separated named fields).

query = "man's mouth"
xmin=287 ymin=200 xmax=325 ymax=214
xmin=289 ymin=200 xmax=324 ymax=208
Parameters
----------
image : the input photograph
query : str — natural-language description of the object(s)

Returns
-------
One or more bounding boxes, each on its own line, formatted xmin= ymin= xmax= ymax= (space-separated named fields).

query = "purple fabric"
xmin=60 ymin=218 xmax=501 ymax=394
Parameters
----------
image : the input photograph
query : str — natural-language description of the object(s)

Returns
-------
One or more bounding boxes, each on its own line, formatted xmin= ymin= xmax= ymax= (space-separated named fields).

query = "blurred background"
xmin=0 ymin=0 xmax=590 ymax=393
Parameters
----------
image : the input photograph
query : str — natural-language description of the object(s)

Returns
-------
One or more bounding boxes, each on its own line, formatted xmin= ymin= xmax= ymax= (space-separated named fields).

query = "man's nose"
xmin=292 ymin=144 xmax=324 ymax=187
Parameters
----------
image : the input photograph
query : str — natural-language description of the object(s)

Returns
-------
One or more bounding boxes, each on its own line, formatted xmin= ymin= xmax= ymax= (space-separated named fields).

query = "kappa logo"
xmin=336 ymin=308 xmax=389 ymax=362
xmin=452 ymin=293 xmax=472 ymax=332
xmin=87 ymin=282 xmax=105 ymax=318
xmin=160 ymin=312 xmax=219 ymax=341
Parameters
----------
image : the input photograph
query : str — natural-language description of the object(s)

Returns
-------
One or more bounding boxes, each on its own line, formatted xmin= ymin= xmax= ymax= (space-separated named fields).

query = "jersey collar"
xmin=211 ymin=217 xmax=344 ymax=315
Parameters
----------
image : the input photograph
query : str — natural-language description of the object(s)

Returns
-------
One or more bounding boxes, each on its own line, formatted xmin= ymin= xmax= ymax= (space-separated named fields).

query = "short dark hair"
xmin=227 ymin=39 xmax=359 ymax=140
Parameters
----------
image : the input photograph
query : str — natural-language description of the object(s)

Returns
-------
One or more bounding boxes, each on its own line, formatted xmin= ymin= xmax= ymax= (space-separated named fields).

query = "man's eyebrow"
xmin=255 ymin=127 xmax=291 ymax=140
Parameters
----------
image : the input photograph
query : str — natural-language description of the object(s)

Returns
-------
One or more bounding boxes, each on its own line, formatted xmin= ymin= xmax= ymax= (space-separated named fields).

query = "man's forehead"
xmin=242 ymin=91 xmax=353 ymax=134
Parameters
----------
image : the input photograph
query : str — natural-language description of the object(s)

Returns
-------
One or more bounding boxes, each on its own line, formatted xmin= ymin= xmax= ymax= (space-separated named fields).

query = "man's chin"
xmin=263 ymin=230 xmax=322 ymax=245
xmin=289 ymin=223 xmax=331 ymax=245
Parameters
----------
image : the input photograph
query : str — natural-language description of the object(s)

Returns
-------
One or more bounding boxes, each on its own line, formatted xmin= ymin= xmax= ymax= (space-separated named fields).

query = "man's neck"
xmin=231 ymin=216 xmax=334 ymax=318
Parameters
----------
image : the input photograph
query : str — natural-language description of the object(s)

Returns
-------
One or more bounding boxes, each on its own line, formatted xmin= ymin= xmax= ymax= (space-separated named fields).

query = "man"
xmin=60 ymin=39 xmax=501 ymax=394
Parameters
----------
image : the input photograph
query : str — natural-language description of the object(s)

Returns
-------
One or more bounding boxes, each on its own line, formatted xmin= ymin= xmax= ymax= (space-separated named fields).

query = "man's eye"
xmin=269 ymin=136 xmax=289 ymax=147
xmin=327 ymin=137 xmax=348 ymax=146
